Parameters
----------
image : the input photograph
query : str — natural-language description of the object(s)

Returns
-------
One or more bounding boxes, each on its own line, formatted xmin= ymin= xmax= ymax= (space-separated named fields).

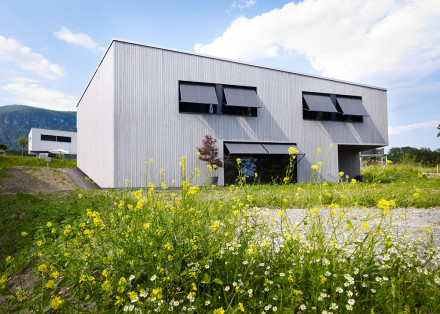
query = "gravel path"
xmin=61 ymin=168 xmax=101 ymax=190
xmin=267 ymin=206 xmax=440 ymax=246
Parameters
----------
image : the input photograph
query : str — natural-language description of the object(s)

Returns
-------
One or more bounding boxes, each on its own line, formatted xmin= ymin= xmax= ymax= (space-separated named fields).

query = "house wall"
xmin=77 ymin=44 xmax=115 ymax=188
xmin=108 ymin=40 xmax=387 ymax=188
xmin=338 ymin=151 xmax=361 ymax=180
xmin=28 ymin=128 xmax=77 ymax=154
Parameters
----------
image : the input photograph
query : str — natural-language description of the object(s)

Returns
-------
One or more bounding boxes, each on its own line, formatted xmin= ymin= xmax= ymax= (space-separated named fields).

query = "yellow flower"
xmin=377 ymin=199 xmax=395 ymax=210
xmin=413 ymin=193 xmax=419 ymax=198
xmin=21 ymin=232 xmax=28 ymax=237
xmin=213 ymin=307 xmax=225 ymax=314
xmin=102 ymin=270 xmax=108 ymax=277
xmin=38 ymin=264 xmax=47 ymax=272
xmin=196 ymin=152 xmax=201 ymax=156
xmin=78 ymin=193 xmax=82 ymax=198
xmin=288 ymin=147 xmax=298 ymax=155
xmin=46 ymin=280 xmax=55 ymax=289
xmin=311 ymin=164 xmax=318 ymax=170
xmin=339 ymin=171 xmax=344 ymax=177
xmin=387 ymin=160 xmax=393 ymax=164
xmin=6 ymin=256 xmax=14 ymax=263
xmin=51 ymin=296 xmax=64 ymax=310
xmin=118 ymin=277 xmax=126 ymax=285
xmin=261 ymin=239 xmax=270 ymax=247
xmin=101 ymin=280 xmax=111 ymax=291
xmin=128 ymin=291 xmax=138 ymax=301
xmin=115 ymin=296 xmax=124 ymax=305
xmin=150 ymin=158 xmax=154 ymax=164
xmin=317 ymin=148 xmax=321 ymax=153
xmin=125 ymin=179 xmax=130 ymax=187
xmin=46 ymin=221 xmax=52 ymax=227
xmin=211 ymin=220 xmax=221 ymax=232
xmin=51 ymin=271 xmax=60 ymax=279
xmin=418 ymin=173 xmax=423 ymax=178
xmin=36 ymin=240 xmax=43 ymax=246
xmin=362 ymin=222 xmax=370 ymax=231
xmin=236 ymin=158 xmax=241 ymax=164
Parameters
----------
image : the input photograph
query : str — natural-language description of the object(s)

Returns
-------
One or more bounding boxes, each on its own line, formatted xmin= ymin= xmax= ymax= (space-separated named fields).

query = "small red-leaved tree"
xmin=197 ymin=135 xmax=223 ymax=168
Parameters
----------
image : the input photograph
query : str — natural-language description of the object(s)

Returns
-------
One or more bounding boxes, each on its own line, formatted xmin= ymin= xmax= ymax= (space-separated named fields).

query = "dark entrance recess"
xmin=224 ymin=142 xmax=303 ymax=185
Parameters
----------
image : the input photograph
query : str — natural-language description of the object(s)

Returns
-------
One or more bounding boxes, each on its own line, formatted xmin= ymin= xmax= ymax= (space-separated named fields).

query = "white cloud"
xmin=0 ymin=35 xmax=64 ymax=80
xmin=1 ymin=78 xmax=77 ymax=111
xmin=230 ymin=0 xmax=256 ymax=10
xmin=54 ymin=26 xmax=105 ymax=53
xmin=389 ymin=120 xmax=439 ymax=135
xmin=195 ymin=0 xmax=440 ymax=87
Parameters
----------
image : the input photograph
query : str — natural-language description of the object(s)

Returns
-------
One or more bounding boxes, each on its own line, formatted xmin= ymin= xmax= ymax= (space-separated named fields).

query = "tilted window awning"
xmin=179 ymin=82 xmax=218 ymax=105
xmin=303 ymin=93 xmax=338 ymax=113
xmin=224 ymin=86 xmax=261 ymax=108
xmin=225 ymin=143 xmax=268 ymax=155
xmin=336 ymin=96 xmax=369 ymax=116
xmin=225 ymin=142 xmax=299 ymax=156
xmin=262 ymin=143 xmax=295 ymax=154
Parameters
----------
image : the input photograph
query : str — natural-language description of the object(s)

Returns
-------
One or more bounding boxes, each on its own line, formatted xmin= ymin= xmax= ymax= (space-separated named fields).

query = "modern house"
xmin=28 ymin=128 xmax=77 ymax=157
xmin=77 ymin=39 xmax=388 ymax=188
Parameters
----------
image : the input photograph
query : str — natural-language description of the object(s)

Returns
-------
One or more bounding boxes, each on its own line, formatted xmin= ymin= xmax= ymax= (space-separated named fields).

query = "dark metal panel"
xmin=336 ymin=97 xmax=369 ymax=116
xmin=224 ymin=86 xmax=260 ymax=108
xmin=180 ymin=82 xmax=218 ymax=104
xmin=303 ymin=93 xmax=338 ymax=113
xmin=225 ymin=143 xmax=267 ymax=155
xmin=262 ymin=143 xmax=295 ymax=154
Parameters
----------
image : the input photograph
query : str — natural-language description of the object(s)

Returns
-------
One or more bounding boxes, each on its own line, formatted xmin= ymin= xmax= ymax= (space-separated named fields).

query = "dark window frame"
xmin=57 ymin=136 xmax=71 ymax=143
xmin=179 ymin=81 xmax=259 ymax=117
xmin=302 ymin=92 xmax=364 ymax=123
xmin=41 ymin=134 xmax=56 ymax=142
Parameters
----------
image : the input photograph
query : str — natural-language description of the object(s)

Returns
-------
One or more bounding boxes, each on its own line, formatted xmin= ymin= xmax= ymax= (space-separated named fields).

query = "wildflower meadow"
xmin=1 ymin=149 xmax=440 ymax=313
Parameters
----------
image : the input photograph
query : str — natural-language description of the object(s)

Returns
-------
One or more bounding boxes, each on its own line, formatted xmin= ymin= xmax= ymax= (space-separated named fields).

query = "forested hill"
xmin=0 ymin=105 xmax=76 ymax=150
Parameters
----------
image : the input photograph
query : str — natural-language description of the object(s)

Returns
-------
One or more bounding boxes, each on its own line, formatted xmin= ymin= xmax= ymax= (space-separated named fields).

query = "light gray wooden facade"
xmin=77 ymin=39 xmax=388 ymax=188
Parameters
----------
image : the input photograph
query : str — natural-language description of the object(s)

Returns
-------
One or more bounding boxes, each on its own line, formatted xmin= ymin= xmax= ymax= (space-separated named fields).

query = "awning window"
xmin=262 ymin=144 xmax=295 ymax=154
xmin=303 ymin=93 xmax=338 ymax=113
xmin=224 ymin=86 xmax=260 ymax=108
xmin=225 ymin=143 xmax=267 ymax=155
xmin=336 ymin=96 xmax=369 ymax=116
xmin=179 ymin=82 xmax=218 ymax=105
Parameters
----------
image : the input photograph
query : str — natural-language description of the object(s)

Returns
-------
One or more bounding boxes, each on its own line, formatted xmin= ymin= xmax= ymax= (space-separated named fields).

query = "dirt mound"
xmin=0 ymin=166 xmax=77 ymax=195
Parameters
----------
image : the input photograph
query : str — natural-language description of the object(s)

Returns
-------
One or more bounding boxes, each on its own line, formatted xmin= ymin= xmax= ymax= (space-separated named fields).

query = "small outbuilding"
xmin=77 ymin=39 xmax=388 ymax=188
xmin=28 ymin=128 xmax=77 ymax=158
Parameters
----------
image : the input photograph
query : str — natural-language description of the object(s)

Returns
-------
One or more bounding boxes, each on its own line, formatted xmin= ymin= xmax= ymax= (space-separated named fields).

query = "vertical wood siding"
xmin=82 ymin=41 xmax=388 ymax=188
xmin=77 ymin=45 xmax=115 ymax=188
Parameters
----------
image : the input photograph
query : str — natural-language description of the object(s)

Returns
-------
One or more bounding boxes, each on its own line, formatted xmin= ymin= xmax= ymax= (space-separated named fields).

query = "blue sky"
xmin=0 ymin=0 xmax=439 ymax=150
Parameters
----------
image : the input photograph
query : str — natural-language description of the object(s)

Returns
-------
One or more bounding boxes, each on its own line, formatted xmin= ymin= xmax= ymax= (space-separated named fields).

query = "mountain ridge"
xmin=0 ymin=105 xmax=77 ymax=150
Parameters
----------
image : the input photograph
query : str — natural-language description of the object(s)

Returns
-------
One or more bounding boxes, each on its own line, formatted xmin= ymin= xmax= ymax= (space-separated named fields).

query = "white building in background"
xmin=77 ymin=39 xmax=388 ymax=188
xmin=28 ymin=128 xmax=77 ymax=157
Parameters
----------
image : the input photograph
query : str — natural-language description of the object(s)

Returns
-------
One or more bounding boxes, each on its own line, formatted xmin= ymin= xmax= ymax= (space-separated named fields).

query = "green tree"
xmin=0 ymin=143 xmax=7 ymax=150
xmin=437 ymin=124 xmax=440 ymax=137
xmin=17 ymin=135 xmax=28 ymax=157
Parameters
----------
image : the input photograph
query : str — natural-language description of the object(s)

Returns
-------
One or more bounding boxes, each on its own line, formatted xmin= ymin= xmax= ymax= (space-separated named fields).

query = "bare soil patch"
xmin=0 ymin=166 xmax=77 ymax=195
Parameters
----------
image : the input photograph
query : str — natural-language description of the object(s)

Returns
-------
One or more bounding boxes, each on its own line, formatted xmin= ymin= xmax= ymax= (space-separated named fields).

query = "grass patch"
xmin=1 ymin=158 xmax=439 ymax=312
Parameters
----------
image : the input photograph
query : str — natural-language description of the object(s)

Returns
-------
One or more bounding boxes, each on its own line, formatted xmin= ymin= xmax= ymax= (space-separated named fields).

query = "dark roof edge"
xmin=30 ymin=127 xmax=77 ymax=133
xmin=77 ymin=38 xmax=387 ymax=107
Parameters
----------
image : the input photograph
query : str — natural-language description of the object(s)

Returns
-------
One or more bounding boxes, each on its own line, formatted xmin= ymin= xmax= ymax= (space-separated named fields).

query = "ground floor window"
xmin=224 ymin=155 xmax=297 ymax=185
